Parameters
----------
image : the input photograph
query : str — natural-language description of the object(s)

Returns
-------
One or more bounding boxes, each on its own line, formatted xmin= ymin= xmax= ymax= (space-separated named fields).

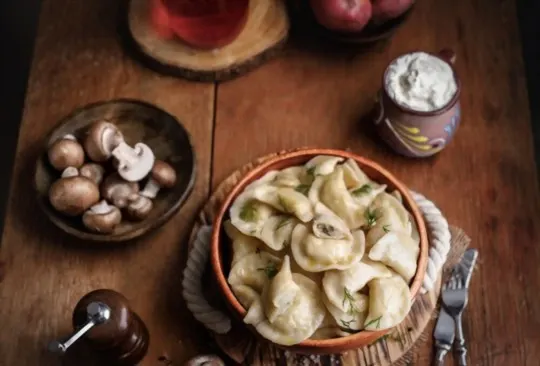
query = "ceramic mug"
xmin=374 ymin=49 xmax=461 ymax=158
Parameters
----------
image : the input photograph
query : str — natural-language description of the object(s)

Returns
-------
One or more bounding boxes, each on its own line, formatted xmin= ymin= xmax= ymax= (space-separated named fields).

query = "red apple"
xmin=371 ymin=0 xmax=414 ymax=23
xmin=310 ymin=0 xmax=372 ymax=33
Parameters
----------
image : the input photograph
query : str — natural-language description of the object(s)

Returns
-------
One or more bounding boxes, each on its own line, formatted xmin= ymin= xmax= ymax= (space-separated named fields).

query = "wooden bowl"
xmin=210 ymin=148 xmax=428 ymax=354
xmin=289 ymin=2 xmax=414 ymax=46
xmin=34 ymin=99 xmax=196 ymax=242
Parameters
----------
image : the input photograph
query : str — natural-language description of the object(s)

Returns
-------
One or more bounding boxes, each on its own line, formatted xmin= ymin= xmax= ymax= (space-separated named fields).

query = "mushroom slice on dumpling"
xmin=305 ymin=155 xmax=344 ymax=176
xmin=322 ymin=259 xmax=392 ymax=310
xmin=364 ymin=276 xmax=411 ymax=331
xmin=291 ymin=224 xmax=364 ymax=272
xmin=312 ymin=202 xmax=350 ymax=240
xmin=252 ymin=185 xmax=314 ymax=223
xmin=368 ymin=231 xmax=420 ymax=283
xmin=244 ymin=272 xmax=326 ymax=346
xmin=227 ymin=252 xmax=282 ymax=293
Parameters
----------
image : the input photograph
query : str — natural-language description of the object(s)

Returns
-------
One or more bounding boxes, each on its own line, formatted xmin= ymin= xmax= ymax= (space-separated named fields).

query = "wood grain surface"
xmin=0 ymin=0 xmax=539 ymax=366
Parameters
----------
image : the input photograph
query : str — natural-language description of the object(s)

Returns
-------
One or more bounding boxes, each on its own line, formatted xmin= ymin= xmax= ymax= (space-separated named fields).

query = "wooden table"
xmin=1 ymin=1 xmax=539 ymax=365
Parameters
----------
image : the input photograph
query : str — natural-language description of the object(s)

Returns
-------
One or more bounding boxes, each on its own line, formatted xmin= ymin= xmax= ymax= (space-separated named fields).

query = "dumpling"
xmin=227 ymin=252 xmax=282 ymax=292
xmin=310 ymin=312 xmax=347 ymax=339
xmin=322 ymin=259 xmax=392 ymax=310
xmin=311 ymin=202 xmax=349 ymax=240
xmin=322 ymin=291 xmax=369 ymax=332
xmin=252 ymin=185 xmax=314 ymax=222
xmin=244 ymin=170 xmax=279 ymax=192
xmin=224 ymin=220 xmax=266 ymax=266
xmin=232 ymin=284 xmax=260 ymax=308
xmin=291 ymin=224 xmax=365 ymax=272
xmin=305 ymin=155 xmax=344 ymax=176
xmin=244 ymin=273 xmax=326 ymax=345
xmin=368 ymin=231 xmax=419 ymax=283
xmin=259 ymin=215 xmax=297 ymax=251
xmin=341 ymin=158 xmax=371 ymax=188
xmin=364 ymin=276 xmax=411 ymax=330
xmin=307 ymin=175 xmax=326 ymax=204
xmin=261 ymin=256 xmax=300 ymax=322
xmin=320 ymin=166 xmax=378 ymax=229
xmin=272 ymin=166 xmax=309 ymax=188
xmin=230 ymin=190 xmax=275 ymax=237
xmin=365 ymin=192 xmax=411 ymax=247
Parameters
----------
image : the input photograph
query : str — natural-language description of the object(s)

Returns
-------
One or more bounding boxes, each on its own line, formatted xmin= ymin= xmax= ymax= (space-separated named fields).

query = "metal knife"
xmin=433 ymin=249 xmax=479 ymax=366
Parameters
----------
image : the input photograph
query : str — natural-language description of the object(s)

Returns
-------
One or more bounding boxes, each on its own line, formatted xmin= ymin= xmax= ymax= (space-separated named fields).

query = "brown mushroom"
xmin=140 ymin=161 xmax=177 ymax=198
xmin=82 ymin=200 xmax=122 ymax=234
xmin=49 ymin=176 xmax=100 ymax=216
xmin=101 ymin=173 xmax=139 ymax=208
xmin=80 ymin=163 xmax=105 ymax=185
xmin=125 ymin=194 xmax=153 ymax=221
xmin=84 ymin=121 xmax=125 ymax=162
xmin=48 ymin=134 xmax=85 ymax=171
xmin=184 ymin=355 xmax=225 ymax=366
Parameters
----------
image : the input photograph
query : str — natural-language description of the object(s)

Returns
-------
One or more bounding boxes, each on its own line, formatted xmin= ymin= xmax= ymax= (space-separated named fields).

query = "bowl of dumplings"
xmin=210 ymin=148 xmax=428 ymax=353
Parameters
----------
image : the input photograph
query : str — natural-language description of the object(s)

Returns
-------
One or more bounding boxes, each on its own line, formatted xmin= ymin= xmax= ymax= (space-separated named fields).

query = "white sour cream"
xmin=385 ymin=52 xmax=457 ymax=112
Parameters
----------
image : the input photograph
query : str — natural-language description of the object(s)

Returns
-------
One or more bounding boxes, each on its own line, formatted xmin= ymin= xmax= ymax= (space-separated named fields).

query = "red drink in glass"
xmin=151 ymin=0 xmax=250 ymax=49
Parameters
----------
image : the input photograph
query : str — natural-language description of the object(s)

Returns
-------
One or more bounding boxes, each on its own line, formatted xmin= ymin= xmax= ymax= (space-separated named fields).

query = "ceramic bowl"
xmin=34 ymin=99 xmax=196 ymax=242
xmin=210 ymin=148 xmax=428 ymax=354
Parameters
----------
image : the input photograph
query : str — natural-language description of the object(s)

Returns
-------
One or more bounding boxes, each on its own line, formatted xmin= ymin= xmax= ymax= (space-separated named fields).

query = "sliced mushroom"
xmin=48 ymin=134 xmax=85 ymax=171
xmin=111 ymin=142 xmax=155 ymax=182
xmin=311 ymin=202 xmax=350 ymax=240
xmin=82 ymin=200 xmax=122 ymax=234
xmin=125 ymin=194 xmax=153 ymax=221
xmin=49 ymin=176 xmax=100 ymax=216
xmin=184 ymin=355 xmax=225 ymax=366
xmin=84 ymin=121 xmax=125 ymax=162
xmin=80 ymin=163 xmax=105 ymax=185
xmin=140 ymin=160 xmax=177 ymax=198
xmin=101 ymin=173 xmax=139 ymax=209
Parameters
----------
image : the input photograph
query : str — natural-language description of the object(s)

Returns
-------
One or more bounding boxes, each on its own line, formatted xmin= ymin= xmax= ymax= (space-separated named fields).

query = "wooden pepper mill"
xmin=48 ymin=289 xmax=149 ymax=365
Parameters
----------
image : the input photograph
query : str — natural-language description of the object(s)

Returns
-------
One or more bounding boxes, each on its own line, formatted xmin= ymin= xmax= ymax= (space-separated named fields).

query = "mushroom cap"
xmin=82 ymin=201 xmax=122 ymax=234
xmin=101 ymin=173 xmax=139 ymax=208
xmin=49 ymin=176 xmax=100 ymax=216
xmin=80 ymin=163 xmax=105 ymax=185
xmin=116 ymin=143 xmax=155 ymax=182
xmin=48 ymin=137 xmax=85 ymax=171
xmin=184 ymin=355 xmax=225 ymax=366
xmin=125 ymin=194 xmax=153 ymax=221
xmin=84 ymin=121 xmax=124 ymax=162
xmin=150 ymin=160 xmax=177 ymax=188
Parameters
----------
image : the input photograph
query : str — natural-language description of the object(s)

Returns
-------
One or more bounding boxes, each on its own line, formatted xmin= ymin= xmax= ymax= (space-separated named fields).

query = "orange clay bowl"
xmin=210 ymin=148 xmax=428 ymax=354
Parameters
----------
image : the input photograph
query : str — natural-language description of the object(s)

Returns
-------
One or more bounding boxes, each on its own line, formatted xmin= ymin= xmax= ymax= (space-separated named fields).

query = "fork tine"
xmin=450 ymin=276 xmax=458 ymax=290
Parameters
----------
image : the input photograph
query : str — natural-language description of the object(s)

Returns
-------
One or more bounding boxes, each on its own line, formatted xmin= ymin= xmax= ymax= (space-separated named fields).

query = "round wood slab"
xmin=186 ymin=151 xmax=470 ymax=365
xmin=122 ymin=0 xmax=289 ymax=82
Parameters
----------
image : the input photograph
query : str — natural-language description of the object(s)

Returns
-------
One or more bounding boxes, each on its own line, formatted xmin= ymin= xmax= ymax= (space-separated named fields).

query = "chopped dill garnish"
xmin=364 ymin=208 xmax=379 ymax=228
xmin=352 ymin=184 xmax=372 ymax=196
xmin=342 ymin=287 xmax=359 ymax=315
xmin=383 ymin=224 xmax=391 ymax=233
xmin=364 ymin=316 xmax=383 ymax=329
xmin=295 ymin=184 xmax=311 ymax=196
xmin=257 ymin=262 xmax=279 ymax=279
xmin=239 ymin=201 xmax=258 ymax=222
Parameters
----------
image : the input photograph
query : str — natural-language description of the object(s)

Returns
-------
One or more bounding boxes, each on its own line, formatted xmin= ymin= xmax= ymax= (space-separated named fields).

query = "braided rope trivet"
xmin=182 ymin=191 xmax=450 ymax=334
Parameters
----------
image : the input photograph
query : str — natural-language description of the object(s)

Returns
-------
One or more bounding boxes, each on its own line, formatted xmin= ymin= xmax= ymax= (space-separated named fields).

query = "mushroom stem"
xmin=111 ymin=142 xmax=141 ymax=170
xmin=90 ymin=200 xmax=113 ymax=214
xmin=61 ymin=167 xmax=79 ymax=178
xmin=63 ymin=134 xmax=77 ymax=141
xmin=140 ymin=179 xmax=160 ymax=199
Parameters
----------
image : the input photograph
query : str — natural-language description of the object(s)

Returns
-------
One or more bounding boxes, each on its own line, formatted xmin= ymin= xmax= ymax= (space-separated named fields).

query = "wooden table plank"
xmin=213 ymin=1 xmax=540 ymax=365
xmin=0 ymin=1 xmax=215 ymax=365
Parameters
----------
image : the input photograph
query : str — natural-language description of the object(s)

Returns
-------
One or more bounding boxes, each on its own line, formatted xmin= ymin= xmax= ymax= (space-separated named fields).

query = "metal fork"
xmin=441 ymin=268 xmax=469 ymax=366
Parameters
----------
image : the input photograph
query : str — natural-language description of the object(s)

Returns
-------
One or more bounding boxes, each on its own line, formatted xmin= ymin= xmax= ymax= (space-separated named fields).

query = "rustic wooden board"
xmin=186 ymin=152 xmax=470 ymax=365
xmin=212 ymin=1 xmax=540 ymax=365
xmin=0 ymin=1 xmax=214 ymax=365
xmin=124 ymin=0 xmax=289 ymax=82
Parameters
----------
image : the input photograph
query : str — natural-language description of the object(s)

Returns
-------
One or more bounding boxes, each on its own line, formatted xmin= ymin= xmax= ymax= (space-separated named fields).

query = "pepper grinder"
xmin=49 ymin=289 xmax=149 ymax=365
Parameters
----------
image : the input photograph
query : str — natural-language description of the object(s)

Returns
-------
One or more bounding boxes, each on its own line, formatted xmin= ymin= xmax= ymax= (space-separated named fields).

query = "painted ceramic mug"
xmin=374 ymin=49 xmax=461 ymax=158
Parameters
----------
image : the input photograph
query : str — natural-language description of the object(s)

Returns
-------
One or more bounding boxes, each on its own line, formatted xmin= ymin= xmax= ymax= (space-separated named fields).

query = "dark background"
xmin=0 ymin=0 xmax=538 ymax=244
